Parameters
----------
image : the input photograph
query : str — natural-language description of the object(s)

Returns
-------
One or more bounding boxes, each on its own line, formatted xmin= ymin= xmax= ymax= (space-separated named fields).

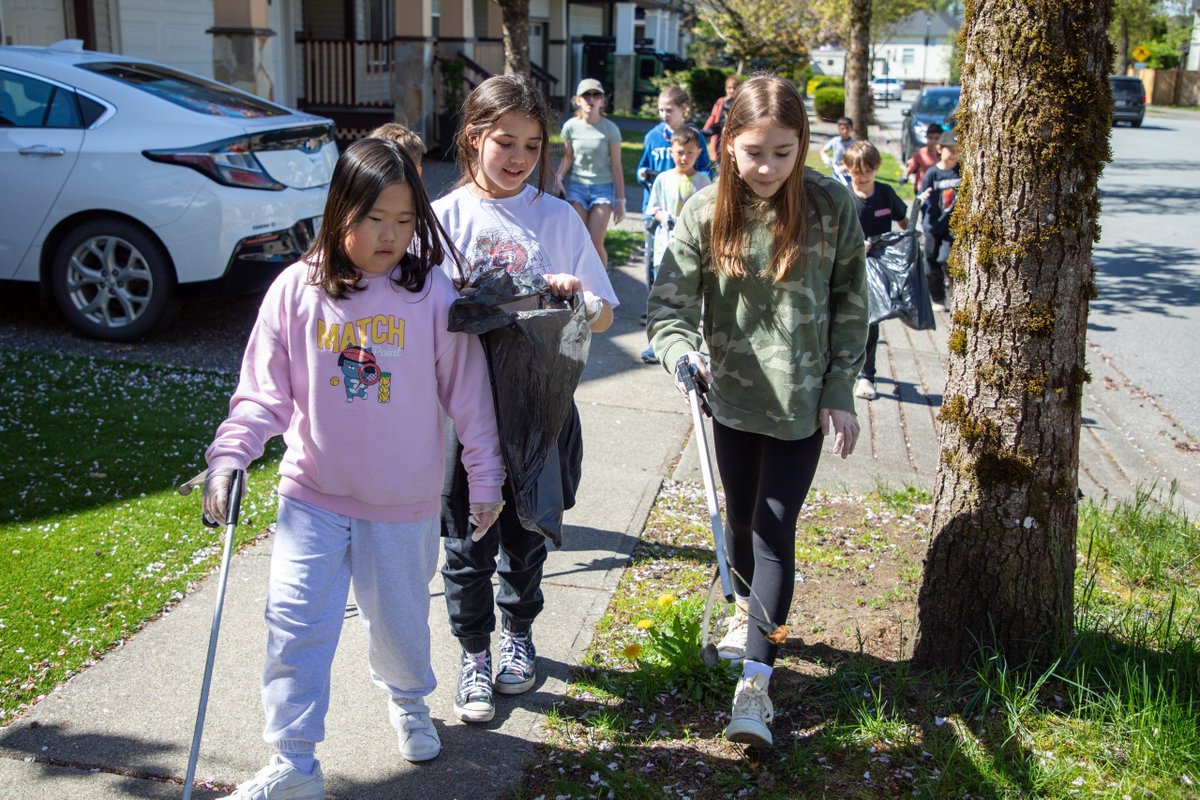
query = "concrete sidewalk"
xmin=1 ymin=138 xmax=1196 ymax=800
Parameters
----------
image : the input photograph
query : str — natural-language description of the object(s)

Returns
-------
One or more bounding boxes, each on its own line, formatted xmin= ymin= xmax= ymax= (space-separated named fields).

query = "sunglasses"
xmin=582 ymin=91 xmax=604 ymax=99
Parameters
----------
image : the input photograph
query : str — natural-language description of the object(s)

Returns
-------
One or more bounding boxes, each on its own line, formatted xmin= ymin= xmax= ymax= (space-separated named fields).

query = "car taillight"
xmin=143 ymin=136 xmax=285 ymax=191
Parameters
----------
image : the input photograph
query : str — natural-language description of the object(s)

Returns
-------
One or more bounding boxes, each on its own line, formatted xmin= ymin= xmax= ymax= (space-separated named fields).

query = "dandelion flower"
xmin=636 ymin=619 xmax=654 ymax=630
xmin=656 ymin=594 xmax=676 ymax=607
xmin=622 ymin=643 xmax=644 ymax=660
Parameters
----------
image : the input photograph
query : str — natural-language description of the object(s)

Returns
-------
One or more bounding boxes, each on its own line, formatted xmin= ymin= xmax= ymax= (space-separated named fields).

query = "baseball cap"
xmin=576 ymin=78 xmax=605 ymax=96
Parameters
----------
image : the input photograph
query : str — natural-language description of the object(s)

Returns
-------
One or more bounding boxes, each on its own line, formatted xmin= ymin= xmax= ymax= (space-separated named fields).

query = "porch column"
xmin=393 ymin=0 xmax=436 ymax=142
xmin=613 ymin=2 xmax=636 ymax=114
xmin=209 ymin=0 xmax=276 ymax=100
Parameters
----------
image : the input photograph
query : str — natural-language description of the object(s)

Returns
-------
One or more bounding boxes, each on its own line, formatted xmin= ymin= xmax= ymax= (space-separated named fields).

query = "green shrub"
xmin=814 ymin=86 xmax=846 ymax=121
xmin=650 ymin=67 xmax=735 ymax=125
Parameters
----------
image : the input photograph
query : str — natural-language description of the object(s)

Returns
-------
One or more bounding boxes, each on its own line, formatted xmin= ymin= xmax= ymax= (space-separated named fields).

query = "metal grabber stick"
xmin=178 ymin=468 xmax=245 ymax=800
xmin=675 ymin=357 xmax=736 ymax=666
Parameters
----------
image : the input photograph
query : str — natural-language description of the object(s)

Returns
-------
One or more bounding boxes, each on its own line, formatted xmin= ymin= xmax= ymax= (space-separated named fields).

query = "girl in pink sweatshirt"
xmin=201 ymin=137 xmax=504 ymax=799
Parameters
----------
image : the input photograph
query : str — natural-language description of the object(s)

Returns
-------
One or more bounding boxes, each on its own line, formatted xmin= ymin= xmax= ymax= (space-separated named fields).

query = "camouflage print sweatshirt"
xmin=647 ymin=171 xmax=868 ymax=440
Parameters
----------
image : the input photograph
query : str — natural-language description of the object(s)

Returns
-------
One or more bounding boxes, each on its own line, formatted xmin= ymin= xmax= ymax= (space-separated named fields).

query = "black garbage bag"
xmin=865 ymin=229 xmax=936 ymax=331
xmin=443 ymin=268 xmax=591 ymax=547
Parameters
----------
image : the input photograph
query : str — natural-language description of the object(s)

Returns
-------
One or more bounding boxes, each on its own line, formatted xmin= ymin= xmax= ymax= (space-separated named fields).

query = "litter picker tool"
xmin=675 ymin=357 xmax=735 ymax=666
xmin=178 ymin=468 xmax=245 ymax=800
xmin=675 ymin=358 xmax=791 ymax=668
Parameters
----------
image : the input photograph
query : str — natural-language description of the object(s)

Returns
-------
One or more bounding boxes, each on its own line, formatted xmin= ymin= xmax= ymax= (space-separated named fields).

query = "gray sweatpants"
xmin=262 ymin=495 xmax=440 ymax=752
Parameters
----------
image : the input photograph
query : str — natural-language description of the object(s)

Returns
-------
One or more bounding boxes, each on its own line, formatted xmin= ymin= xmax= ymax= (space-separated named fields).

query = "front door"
xmin=0 ymin=0 xmax=66 ymax=45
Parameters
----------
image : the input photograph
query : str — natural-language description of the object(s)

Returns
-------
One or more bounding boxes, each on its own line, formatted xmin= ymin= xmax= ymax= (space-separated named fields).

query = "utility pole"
xmin=920 ymin=15 xmax=931 ymax=87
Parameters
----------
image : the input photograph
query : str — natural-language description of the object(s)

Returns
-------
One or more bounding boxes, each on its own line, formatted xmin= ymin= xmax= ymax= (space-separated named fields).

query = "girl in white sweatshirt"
xmin=201 ymin=137 xmax=504 ymax=800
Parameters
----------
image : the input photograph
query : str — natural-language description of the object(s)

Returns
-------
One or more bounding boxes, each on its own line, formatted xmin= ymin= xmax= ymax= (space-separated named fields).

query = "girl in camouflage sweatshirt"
xmin=647 ymin=75 xmax=868 ymax=748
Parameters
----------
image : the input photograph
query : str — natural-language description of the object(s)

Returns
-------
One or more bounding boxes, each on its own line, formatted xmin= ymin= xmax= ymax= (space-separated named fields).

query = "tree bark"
xmin=844 ymin=0 xmax=872 ymax=140
xmin=496 ymin=0 xmax=531 ymax=75
xmin=911 ymin=0 xmax=1113 ymax=670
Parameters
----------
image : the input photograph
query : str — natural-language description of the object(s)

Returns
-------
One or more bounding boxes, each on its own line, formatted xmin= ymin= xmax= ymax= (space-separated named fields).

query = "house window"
xmin=902 ymin=48 xmax=915 ymax=65
xmin=365 ymin=0 xmax=394 ymax=40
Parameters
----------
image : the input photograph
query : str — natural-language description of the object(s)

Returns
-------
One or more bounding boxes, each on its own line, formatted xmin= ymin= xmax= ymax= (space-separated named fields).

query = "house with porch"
xmin=0 ymin=0 xmax=692 ymax=148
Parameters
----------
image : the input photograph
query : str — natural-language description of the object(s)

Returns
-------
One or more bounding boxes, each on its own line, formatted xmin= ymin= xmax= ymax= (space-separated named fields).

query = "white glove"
xmin=637 ymin=167 xmax=649 ymax=184
xmin=469 ymin=500 xmax=505 ymax=541
xmin=582 ymin=290 xmax=603 ymax=324
xmin=202 ymin=468 xmax=236 ymax=527
xmin=673 ymin=351 xmax=713 ymax=400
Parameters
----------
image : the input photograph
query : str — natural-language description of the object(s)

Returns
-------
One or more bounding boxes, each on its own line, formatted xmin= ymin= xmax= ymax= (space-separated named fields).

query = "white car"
xmin=871 ymin=77 xmax=903 ymax=102
xmin=0 ymin=39 xmax=337 ymax=341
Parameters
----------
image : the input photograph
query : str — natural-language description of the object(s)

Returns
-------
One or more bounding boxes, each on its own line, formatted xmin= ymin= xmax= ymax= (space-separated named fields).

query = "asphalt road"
xmin=1091 ymin=107 xmax=1200 ymax=438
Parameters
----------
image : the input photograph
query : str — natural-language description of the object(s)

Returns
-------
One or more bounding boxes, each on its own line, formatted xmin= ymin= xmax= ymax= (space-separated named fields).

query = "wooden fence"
xmin=300 ymin=39 xmax=394 ymax=107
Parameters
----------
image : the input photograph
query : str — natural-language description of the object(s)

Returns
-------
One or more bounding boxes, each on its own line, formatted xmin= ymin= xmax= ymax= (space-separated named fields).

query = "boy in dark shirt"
xmin=844 ymin=140 xmax=908 ymax=401
xmin=918 ymin=130 xmax=961 ymax=310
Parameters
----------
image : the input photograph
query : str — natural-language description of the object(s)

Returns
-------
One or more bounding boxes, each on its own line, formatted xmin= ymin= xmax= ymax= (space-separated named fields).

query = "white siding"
xmin=530 ymin=0 xmax=549 ymax=20
xmin=119 ymin=0 xmax=214 ymax=78
xmin=572 ymin=5 xmax=603 ymax=38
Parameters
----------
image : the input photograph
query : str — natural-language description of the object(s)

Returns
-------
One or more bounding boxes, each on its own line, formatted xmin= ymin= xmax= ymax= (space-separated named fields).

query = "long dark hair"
xmin=712 ymin=74 xmax=828 ymax=282
xmin=454 ymin=73 xmax=555 ymax=196
xmin=305 ymin=137 xmax=461 ymax=298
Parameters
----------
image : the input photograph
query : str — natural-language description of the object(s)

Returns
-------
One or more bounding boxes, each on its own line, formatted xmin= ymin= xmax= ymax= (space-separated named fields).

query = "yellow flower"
xmin=622 ymin=643 xmax=644 ymax=660
xmin=656 ymin=594 xmax=677 ymax=607
xmin=636 ymin=618 xmax=654 ymax=630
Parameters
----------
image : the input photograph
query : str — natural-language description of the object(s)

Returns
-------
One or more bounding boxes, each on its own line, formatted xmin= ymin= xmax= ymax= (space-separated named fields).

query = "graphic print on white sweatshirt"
xmin=465 ymin=226 xmax=550 ymax=279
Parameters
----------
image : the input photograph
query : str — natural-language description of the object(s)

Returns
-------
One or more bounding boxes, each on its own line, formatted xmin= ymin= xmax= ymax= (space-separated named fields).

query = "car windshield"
xmin=79 ymin=62 xmax=287 ymax=118
xmin=916 ymin=91 xmax=960 ymax=116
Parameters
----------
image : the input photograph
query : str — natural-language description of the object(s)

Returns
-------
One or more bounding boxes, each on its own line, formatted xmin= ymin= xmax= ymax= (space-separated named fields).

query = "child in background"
xmin=554 ymin=78 xmax=626 ymax=268
xmin=900 ymin=122 xmax=943 ymax=190
xmin=647 ymin=75 xmax=866 ymax=749
xmin=202 ymin=138 xmax=505 ymax=799
xmin=918 ymin=129 xmax=961 ymax=311
xmin=369 ymin=122 xmax=426 ymax=176
xmin=433 ymin=74 xmax=619 ymax=725
xmin=702 ymin=73 xmax=742 ymax=162
xmin=642 ymin=126 xmax=711 ymax=364
xmin=843 ymin=140 xmax=909 ymax=401
xmin=637 ymin=86 xmax=710 ymax=361
xmin=819 ymin=116 xmax=856 ymax=186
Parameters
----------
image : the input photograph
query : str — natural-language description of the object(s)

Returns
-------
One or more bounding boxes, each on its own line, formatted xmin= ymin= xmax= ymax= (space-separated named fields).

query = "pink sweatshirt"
xmin=206 ymin=261 xmax=504 ymax=522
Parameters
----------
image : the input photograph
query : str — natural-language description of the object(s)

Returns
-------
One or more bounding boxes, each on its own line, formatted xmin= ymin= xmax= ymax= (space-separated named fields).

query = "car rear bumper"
xmin=1112 ymin=107 xmax=1144 ymax=122
xmin=179 ymin=217 xmax=319 ymax=296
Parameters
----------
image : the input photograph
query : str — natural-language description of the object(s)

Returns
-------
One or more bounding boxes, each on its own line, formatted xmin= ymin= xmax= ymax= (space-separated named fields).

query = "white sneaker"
xmin=724 ymin=673 xmax=774 ymax=747
xmin=389 ymin=698 xmax=441 ymax=762
xmin=854 ymin=377 xmax=877 ymax=400
xmin=716 ymin=609 xmax=749 ymax=665
xmin=224 ymin=755 xmax=324 ymax=799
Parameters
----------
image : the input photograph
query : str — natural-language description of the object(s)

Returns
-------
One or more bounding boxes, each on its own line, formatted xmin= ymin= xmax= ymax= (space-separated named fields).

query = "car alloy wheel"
xmin=51 ymin=219 xmax=175 ymax=341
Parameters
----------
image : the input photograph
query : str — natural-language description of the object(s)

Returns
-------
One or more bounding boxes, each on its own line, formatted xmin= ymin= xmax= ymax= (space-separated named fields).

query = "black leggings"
xmin=712 ymin=421 xmax=824 ymax=666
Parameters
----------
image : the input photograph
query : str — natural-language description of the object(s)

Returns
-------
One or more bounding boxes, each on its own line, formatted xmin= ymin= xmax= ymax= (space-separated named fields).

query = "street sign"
xmin=1131 ymin=44 xmax=1152 ymax=63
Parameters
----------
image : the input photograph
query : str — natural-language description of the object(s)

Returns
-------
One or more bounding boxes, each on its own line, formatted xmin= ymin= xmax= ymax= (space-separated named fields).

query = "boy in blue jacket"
xmin=636 ymin=86 xmax=710 ymax=362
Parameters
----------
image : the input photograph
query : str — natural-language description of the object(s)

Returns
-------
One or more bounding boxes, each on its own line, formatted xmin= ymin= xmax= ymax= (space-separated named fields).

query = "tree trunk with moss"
xmin=911 ymin=0 xmax=1112 ymax=670
xmin=496 ymin=0 xmax=531 ymax=75
xmin=844 ymin=0 xmax=872 ymax=140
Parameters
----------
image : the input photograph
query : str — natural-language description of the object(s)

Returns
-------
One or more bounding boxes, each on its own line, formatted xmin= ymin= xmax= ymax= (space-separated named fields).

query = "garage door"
xmin=119 ymin=0 xmax=214 ymax=78
xmin=1 ymin=0 xmax=67 ymax=45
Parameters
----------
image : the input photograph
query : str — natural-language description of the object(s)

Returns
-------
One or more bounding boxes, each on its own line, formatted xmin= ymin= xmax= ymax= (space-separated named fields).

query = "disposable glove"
xmin=673 ymin=351 xmax=713 ymax=400
xmin=202 ymin=468 xmax=236 ymax=528
xmin=582 ymin=291 xmax=603 ymax=324
xmin=469 ymin=500 xmax=505 ymax=541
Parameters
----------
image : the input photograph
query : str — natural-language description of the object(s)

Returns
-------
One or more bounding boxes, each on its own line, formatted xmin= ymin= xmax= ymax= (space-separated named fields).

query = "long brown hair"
xmin=304 ymin=137 xmax=461 ymax=298
xmin=454 ymin=73 xmax=555 ymax=196
xmin=712 ymin=75 xmax=825 ymax=282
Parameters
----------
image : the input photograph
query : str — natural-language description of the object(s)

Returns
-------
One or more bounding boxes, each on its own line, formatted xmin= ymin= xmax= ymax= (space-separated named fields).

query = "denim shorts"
xmin=564 ymin=180 xmax=615 ymax=209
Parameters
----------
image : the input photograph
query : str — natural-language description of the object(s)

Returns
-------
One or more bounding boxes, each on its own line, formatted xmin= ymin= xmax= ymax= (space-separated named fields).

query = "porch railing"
xmin=299 ymin=39 xmax=394 ymax=107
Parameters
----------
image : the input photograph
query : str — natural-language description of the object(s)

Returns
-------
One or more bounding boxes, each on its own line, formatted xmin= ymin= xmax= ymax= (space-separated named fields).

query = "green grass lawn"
xmin=0 ymin=349 xmax=282 ymax=722
xmin=516 ymin=484 xmax=1200 ymax=799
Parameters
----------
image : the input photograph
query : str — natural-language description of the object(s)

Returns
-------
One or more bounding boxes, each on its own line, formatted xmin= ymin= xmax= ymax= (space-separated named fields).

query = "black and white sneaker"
xmin=454 ymin=648 xmax=495 ymax=723
xmin=495 ymin=629 xmax=537 ymax=694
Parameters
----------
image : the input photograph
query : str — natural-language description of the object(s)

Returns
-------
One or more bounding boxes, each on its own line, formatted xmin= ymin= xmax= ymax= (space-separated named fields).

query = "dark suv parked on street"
xmin=901 ymin=86 xmax=960 ymax=162
xmin=1109 ymin=76 xmax=1146 ymax=126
